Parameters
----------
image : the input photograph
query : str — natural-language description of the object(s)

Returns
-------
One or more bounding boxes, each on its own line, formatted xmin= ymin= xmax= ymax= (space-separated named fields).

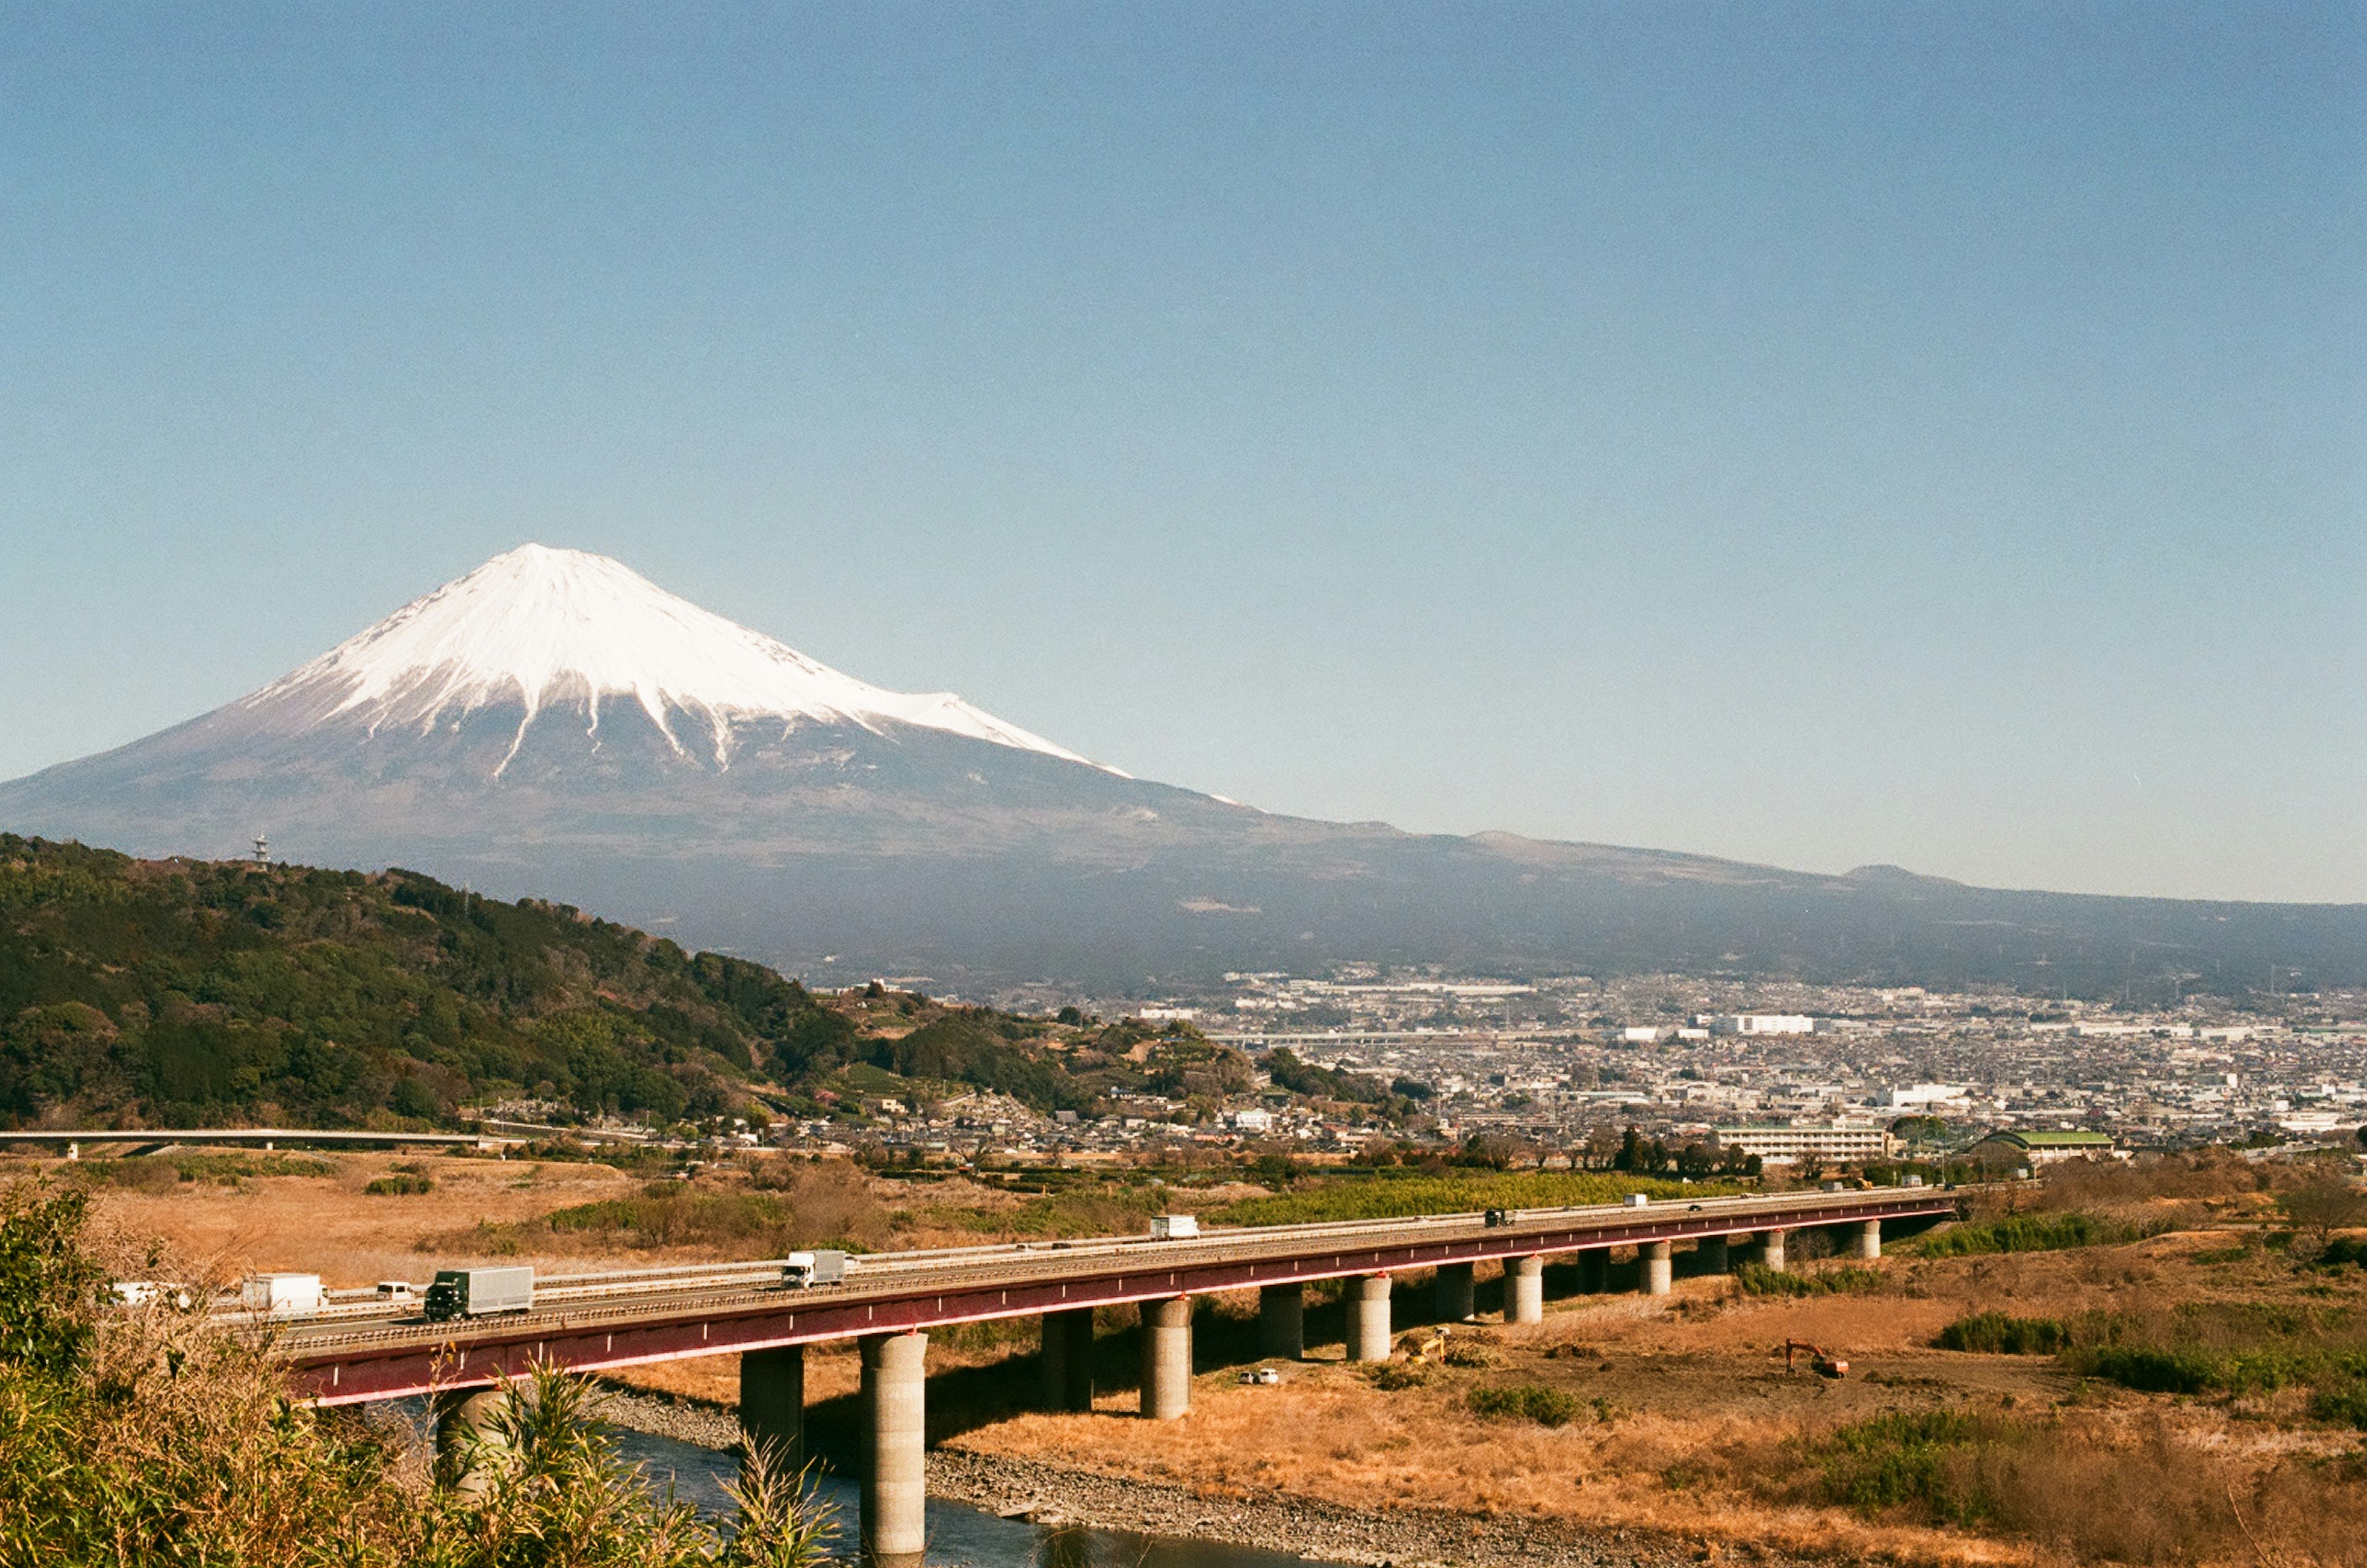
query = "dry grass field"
xmin=31 ymin=1146 xmax=1114 ymax=1286
xmin=56 ymin=1149 xmax=654 ymax=1283
xmin=932 ymin=1235 xmax=2367 ymax=1567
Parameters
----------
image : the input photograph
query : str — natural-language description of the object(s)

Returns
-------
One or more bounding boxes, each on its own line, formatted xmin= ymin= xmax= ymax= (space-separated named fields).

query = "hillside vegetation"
xmin=0 ymin=836 xmax=1279 ymax=1133
xmin=0 ymin=1179 xmax=830 ymax=1567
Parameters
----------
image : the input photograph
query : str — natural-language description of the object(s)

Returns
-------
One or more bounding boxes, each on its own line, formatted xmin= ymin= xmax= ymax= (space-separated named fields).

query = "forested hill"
xmin=0 ymin=835 xmax=854 ymax=1130
xmin=0 ymin=836 xmax=1342 ymax=1136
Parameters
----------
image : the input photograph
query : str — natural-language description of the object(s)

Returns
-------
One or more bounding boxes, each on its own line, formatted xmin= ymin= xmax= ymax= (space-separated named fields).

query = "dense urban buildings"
xmin=757 ymin=968 xmax=2367 ymax=1170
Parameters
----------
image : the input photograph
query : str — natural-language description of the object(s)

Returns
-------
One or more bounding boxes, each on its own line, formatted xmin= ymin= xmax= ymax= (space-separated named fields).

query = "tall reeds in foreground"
xmin=0 ymin=1178 xmax=832 ymax=1568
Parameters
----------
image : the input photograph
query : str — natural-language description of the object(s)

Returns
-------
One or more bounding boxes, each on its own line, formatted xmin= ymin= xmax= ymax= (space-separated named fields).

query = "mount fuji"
xmin=5 ymin=544 xmax=2362 ymax=994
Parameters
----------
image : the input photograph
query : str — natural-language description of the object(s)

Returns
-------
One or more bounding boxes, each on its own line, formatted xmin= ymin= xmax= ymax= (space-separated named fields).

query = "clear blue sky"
xmin=2 ymin=3 xmax=2361 ymax=902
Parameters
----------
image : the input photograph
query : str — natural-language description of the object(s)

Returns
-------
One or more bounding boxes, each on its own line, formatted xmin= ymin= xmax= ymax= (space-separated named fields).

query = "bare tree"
xmin=2278 ymin=1169 xmax=2367 ymax=1259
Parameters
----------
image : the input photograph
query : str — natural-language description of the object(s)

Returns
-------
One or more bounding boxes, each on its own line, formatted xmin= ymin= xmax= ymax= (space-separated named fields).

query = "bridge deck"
xmin=271 ymin=1186 xmax=1961 ymax=1404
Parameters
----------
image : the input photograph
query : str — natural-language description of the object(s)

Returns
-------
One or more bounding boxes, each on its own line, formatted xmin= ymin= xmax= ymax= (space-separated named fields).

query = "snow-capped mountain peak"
xmin=244 ymin=543 xmax=1103 ymax=773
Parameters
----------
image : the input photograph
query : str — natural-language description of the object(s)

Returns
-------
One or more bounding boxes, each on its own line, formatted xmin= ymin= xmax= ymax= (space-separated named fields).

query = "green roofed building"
xmin=1975 ymin=1129 xmax=2119 ymax=1166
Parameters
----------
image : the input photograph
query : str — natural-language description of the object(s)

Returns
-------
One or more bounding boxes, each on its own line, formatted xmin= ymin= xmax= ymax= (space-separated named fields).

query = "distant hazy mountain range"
xmin=5 ymin=544 xmax=2360 ymax=995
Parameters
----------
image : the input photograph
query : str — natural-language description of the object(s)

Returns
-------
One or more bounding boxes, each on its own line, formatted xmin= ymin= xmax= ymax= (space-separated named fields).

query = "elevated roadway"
xmin=249 ymin=1184 xmax=1963 ymax=1564
xmin=269 ymin=1184 xmax=1960 ymax=1403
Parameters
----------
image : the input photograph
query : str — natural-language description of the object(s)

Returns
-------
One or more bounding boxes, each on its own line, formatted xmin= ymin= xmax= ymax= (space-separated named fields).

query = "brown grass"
xmin=63 ymin=1152 xmax=1015 ymax=1286
xmin=69 ymin=1151 xmax=650 ymax=1286
xmin=936 ymin=1239 xmax=2367 ymax=1567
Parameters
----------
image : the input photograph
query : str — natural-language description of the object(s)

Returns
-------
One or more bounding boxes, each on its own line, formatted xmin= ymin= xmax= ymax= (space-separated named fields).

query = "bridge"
xmin=248 ymin=1183 xmax=1960 ymax=1567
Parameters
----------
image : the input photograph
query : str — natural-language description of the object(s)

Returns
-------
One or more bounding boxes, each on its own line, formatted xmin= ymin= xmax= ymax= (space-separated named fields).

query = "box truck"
xmin=1150 ymin=1214 xmax=1200 ymax=1241
xmin=240 ymin=1273 xmax=323 ymax=1316
xmin=423 ymin=1266 xmax=535 ymax=1321
xmin=780 ymin=1250 xmax=848 ymax=1289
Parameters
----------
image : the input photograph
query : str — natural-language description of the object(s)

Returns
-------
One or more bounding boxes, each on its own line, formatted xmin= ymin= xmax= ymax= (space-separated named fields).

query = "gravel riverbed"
xmin=590 ymin=1382 xmax=1806 ymax=1568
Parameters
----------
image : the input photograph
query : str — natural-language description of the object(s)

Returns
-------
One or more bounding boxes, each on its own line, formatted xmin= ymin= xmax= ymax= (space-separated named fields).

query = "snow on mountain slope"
xmin=241 ymin=544 xmax=1110 ymax=775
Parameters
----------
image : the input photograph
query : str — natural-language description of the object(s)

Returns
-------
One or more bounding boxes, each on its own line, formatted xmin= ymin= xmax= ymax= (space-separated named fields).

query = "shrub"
xmin=1732 ymin=1262 xmax=1885 ymax=1297
xmin=1936 ymin=1312 xmax=2071 ymax=1355
xmin=1912 ymin=1212 xmax=2149 ymax=1258
xmin=2310 ymin=1382 xmax=2367 ymax=1430
xmin=2319 ymin=1236 xmax=2367 ymax=1270
xmin=0 ymin=1175 xmax=836 ymax=1567
xmin=1818 ymin=1410 xmax=1997 ymax=1522
xmin=1368 ymin=1362 xmax=1429 ymax=1390
xmin=1466 ymin=1382 xmax=1581 ymax=1426
xmin=366 ymin=1174 xmax=435 ymax=1196
xmin=2076 ymin=1344 xmax=2223 ymax=1395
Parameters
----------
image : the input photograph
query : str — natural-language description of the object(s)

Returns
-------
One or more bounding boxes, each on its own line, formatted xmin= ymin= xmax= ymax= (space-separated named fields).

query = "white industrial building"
xmin=1713 ymin=1124 xmax=1894 ymax=1163
xmin=1708 ymin=1015 xmax=1825 ymax=1037
xmin=1888 ymin=1082 xmax=1973 ymax=1111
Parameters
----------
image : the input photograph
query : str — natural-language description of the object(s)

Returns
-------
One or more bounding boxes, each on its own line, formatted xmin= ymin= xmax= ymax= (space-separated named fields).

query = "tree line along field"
xmin=1 ymin=836 xmax=1404 ymax=1136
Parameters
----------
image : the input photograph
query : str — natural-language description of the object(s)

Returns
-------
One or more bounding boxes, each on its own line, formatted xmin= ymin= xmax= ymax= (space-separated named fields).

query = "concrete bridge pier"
xmin=1640 ymin=1241 xmax=1673 ymax=1296
xmin=859 ymin=1331 xmax=929 ymax=1568
xmin=1507 ymin=1256 xmax=1545 ymax=1323
xmin=1696 ymin=1235 xmax=1730 ymax=1275
xmin=1851 ymin=1220 xmax=1883 ymax=1260
xmin=1346 ymin=1273 xmax=1393 ymax=1360
xmin=1577 ymin=1248 xmax=1609 ymax=1294
xmin=1140 ymin=1297 xmax=1193 ymax=1419
xmin=1751 ymin=1229 xmax=1789 ymax=1272
xmin=1041 ymin=1309 xmax=1096 ymax=1411
xmin=1258 ymin=1283 xmax=1304 ymax=1359
xmin=1434 ymin=1261 xmax=1476 ymax=1322
xmin=740 ymin=1344 xmax=806 ymax=1475
xmin=433 ymin=1386 xmax=512 ymax=1498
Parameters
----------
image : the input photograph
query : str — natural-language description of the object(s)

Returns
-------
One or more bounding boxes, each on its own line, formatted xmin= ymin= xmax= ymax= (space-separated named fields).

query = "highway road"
xmin=242 ymin=1184 xmax=1964 ymax=1403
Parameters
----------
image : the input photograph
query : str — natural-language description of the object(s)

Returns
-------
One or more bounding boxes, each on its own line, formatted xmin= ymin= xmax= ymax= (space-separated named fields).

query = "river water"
xmin=610 ymin=1427 xmax=1341 ymax=1568
xmin=386 ymin=1400 xmax=1339 ymax=1568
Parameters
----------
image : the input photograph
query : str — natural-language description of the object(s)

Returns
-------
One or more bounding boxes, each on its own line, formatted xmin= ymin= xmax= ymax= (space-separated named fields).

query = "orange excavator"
xmin=1785 ymin=1339 xmax=1849 ymax=1379
xmin=1399 ymin=1325 xmax=1452 ymax=1363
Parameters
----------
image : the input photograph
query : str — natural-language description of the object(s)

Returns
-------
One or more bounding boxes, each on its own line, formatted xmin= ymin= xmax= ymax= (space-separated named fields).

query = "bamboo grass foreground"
xmin=0 ymin=1180 xmax=834 ymax=1568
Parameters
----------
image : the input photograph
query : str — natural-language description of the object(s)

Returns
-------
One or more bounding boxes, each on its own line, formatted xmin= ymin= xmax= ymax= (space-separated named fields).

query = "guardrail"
xmin=221 ymin=1183 xmax=1969 ymax=1325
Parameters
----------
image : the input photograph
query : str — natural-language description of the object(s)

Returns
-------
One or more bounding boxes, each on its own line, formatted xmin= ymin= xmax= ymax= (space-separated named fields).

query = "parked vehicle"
xmin=240 ymin=1273 xmax=324 ymax=1316
xmin=423 ymin=1266 xmax=534 ymax=1321
xmin=1150 ymin=1214 xmax=1200 ymax=1241
xmin=780 ymin=1249 xmax=848 ymax=1289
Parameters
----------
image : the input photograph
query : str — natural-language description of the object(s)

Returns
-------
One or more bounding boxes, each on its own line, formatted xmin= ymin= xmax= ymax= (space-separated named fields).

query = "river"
xmin=608 ymin=1426 xmax=1348 ymax=1568
xmin=382 ymin=1396 xmax=1346 ymax=1568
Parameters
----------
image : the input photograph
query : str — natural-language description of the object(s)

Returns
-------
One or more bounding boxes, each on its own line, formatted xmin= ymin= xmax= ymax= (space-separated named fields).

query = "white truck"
xmin=1150 ymin=1214 xmax=1200 ymax=1241
xmin=780 ymin=1250 xmax=848 ymax=1289
xmin=240 ymin=1273 xmax=323 ymax=1316
xmin=112 ymin=1281 xmax=197 ymax=1310
xmin=423 ymin=1266 xmax=535 ymax=1321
